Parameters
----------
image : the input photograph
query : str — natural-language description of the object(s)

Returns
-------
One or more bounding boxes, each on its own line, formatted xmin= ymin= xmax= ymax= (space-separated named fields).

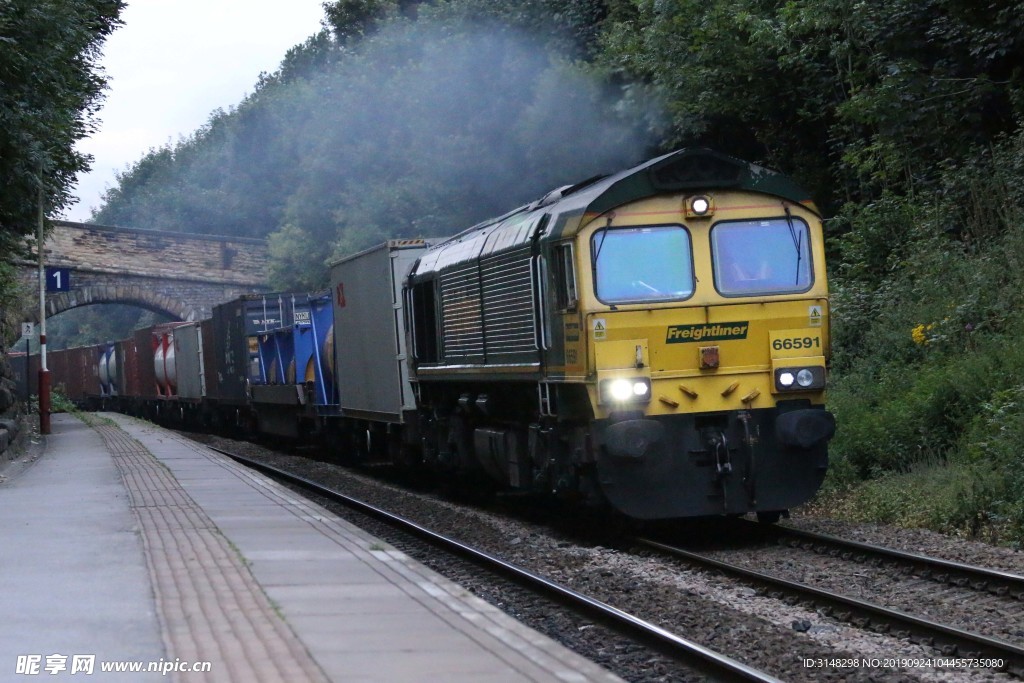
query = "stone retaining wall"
xmin=0 ymin=412 xmax=27 ymax=463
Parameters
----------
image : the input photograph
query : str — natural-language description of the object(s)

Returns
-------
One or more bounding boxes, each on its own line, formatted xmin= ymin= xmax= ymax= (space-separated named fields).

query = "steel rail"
xmin=637 ymin=537 xmax=1024 ymax=678
xmin=750 ymin=520 xmax=1024 ymax=599
xmin=210 ymin=447 xmax=780 ymax=683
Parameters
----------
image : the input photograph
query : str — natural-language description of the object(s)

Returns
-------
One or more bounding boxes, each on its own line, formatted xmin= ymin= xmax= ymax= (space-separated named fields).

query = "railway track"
xmin=212 ymin=447 xmax=781 ymax=683
xmin=762 ymin=520 xmax=1024 ymax=599
xmin=196 ymin=432 xmax=1024 ymax=680
xmin=637 ymin=532 xmax=1024 ymax=678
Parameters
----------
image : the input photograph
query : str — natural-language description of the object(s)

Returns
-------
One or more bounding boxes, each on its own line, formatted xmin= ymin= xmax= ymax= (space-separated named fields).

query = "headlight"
xmin=600 ymin=377 xmax=652 ymax=404
xmin=686 ymin=195 xmax=715 ymax=218
xmin=609 ymin=379 xmax=633 ymax=401
xmin=774 ymin=366 xmax=825 ymax=392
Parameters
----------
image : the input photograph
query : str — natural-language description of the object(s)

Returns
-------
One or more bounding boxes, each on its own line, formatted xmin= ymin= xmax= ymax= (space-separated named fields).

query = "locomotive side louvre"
xmin=406 ymin=207 xmax=592 ymax=488
xmin=409 ymin=213 xmax=544 ymax=376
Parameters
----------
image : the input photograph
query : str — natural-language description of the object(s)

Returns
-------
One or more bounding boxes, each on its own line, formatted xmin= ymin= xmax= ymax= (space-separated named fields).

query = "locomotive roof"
xmin=412 ymin=148 xmax=817 ymax=278
xmin=558 ymin=147 xmax=818 ymax=219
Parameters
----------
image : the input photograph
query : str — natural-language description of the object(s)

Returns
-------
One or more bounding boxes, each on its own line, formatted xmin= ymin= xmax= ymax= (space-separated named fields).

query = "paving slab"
xmin=0 ymin=415 xmax=165 ymax=680
xmin=105 ymin=412 xmax=623 ymax=683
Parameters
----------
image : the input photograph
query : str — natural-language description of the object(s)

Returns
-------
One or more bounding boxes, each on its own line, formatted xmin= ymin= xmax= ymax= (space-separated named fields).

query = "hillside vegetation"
xmin=9 ymin=0 xmax=1024 ymax=544
xmin=0 ymin=0 xmax=124 ymax=412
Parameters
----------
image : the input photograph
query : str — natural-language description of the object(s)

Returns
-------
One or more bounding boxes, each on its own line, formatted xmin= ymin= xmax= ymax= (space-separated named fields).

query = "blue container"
xmin=307 ymin=292 xmax=336 ymax=408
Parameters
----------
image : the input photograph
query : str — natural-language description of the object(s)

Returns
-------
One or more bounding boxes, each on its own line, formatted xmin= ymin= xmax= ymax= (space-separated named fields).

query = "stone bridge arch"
xmin=33 ymin=284 xmax=197 ymax=323
xmin=10 ymin=220 xmax=270 ymax=330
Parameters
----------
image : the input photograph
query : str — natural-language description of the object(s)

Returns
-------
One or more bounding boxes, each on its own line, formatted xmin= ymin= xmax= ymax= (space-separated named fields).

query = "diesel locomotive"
xmin=19 ymin=148 xmax=835 ymax=521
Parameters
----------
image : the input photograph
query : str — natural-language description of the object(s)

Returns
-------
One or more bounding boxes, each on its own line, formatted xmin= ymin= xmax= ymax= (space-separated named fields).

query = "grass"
xmin=809 ymin=459 xmax=1013 ymax=544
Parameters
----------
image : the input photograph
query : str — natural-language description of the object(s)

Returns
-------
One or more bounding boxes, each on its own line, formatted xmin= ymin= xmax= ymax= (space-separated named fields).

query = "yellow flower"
xmin=912 ymin=324 xmax=928 ymax=346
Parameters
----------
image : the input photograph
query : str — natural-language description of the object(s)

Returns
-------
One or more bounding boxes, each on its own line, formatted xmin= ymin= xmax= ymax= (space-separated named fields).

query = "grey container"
xmin=330 ymin=239 xmax=432 ymax=423
xmin=173 ymin=322 xmax=206 ymax=400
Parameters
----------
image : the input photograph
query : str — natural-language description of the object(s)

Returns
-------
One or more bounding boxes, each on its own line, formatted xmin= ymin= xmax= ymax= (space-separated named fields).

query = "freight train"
xmin=14 ymin=148 xmax=836 ymax=521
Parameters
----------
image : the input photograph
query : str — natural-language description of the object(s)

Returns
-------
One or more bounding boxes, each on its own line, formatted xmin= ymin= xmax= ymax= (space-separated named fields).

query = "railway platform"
xmin=0 ymin=413 xmax=622 ymax=682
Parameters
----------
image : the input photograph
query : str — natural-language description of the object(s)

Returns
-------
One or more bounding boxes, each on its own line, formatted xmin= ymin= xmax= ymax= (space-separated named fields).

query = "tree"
xmin=0 ymin=0 xmax=124 ymax=343
xmin=92 ymin=15 xmax=657 ymax=291
xmin=597 ymin=0 xmax=1024 ymax=211
xmin=0 ymin=0 xmax=124 ymax=233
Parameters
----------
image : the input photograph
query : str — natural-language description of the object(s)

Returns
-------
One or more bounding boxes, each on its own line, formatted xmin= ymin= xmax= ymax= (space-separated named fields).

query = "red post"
xmin=38 ymin=368 xmax=51 ymax=435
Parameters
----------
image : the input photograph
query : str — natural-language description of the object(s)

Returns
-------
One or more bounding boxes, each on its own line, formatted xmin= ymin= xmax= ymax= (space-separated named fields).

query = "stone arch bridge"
xmin=12 ymin=220 xmax=270 ymax=327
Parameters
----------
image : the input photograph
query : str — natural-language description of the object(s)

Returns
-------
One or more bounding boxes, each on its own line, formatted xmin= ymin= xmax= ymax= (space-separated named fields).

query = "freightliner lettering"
xmin=666 ymin=322 xmax=750 ymax=343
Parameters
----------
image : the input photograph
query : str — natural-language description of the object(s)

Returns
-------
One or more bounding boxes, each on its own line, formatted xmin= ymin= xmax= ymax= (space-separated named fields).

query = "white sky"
xmin=63 ymin=0 xmax=326 ymax=222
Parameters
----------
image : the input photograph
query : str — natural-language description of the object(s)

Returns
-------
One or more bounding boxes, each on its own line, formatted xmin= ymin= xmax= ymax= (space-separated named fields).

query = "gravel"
xmin=184 ymin=431 xmax=1019 ymax=682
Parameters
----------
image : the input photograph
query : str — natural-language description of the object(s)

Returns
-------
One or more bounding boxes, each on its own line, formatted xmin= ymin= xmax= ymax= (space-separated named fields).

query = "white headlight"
xmin=609 ymin=379 xmax=633 ymax=401
xmin=796 ymin=369 xmax=815 ymax=387
xmin=691 ymin=197 xmax=710 ymax=215
xmin=632 ymin=381 xmax=649 ymax=397
xmin=778 ymin=371 xmax=795 ymax=387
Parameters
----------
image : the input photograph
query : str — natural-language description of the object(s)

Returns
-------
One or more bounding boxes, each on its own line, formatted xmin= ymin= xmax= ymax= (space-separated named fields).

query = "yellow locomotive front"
xmin=544 ymin=152 xmax=835 ymax=520
xmin=406 ymin=148 xmax=833 ymax=521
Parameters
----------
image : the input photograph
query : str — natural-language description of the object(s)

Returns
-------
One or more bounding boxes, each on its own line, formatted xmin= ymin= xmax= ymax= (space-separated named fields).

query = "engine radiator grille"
xmin=439 ymin=245 xmax=537 ymax=364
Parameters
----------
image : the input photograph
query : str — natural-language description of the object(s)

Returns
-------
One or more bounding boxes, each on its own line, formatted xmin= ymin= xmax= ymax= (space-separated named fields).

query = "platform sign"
xmin=45 ymin=267 xmax=70 ymax=292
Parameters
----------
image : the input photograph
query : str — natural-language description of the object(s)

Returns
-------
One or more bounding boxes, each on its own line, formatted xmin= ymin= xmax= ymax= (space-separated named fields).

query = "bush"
xmin=821 ymin=133 xmax=1024 ymax=545
xmin=812 ymin=459 xmax=1009 ymax=542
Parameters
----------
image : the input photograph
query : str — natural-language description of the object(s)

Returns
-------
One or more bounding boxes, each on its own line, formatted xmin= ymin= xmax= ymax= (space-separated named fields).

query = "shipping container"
xmin=56 ymin=345 xmax=97 ymax=403
xmin=118 ymin=335 xmax=142 ymax=399
xmin=127 ymin=323 xmax=183 ymax=399
xmin=200 ymin=318 xmax=217 ymax=401
xmin=173 ymin=322 xmax=206 ymax=400
xmin=330 ymin=240 xmax=432 ymax=423
xmin=308 ymin=292 xmax=336 ymax=408
xmin=254 ymin=294 xmax=312 ymax=386
xmin=208 ymin=293 xmax=286 ymax=404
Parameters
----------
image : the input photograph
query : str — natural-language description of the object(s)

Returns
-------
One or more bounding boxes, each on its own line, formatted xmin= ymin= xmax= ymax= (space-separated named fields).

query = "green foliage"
xmin=45 ymin=304 xmax=174 ymax=351
xmin=0 ymin=0 xmax=123 ymax=347
xmin=50 ymin=388 xmax=77 ymax=414
xmin=824 ymin=131 xmax=1024 ymax=544
xmin=0 ymin=0 xmax=124 ymax=232
xmin=420 ymin=0 xmax=609 ymax=58
xmin=95 ymin=15 xmax=655 ymax=290
xmin=267 ymin=224 xmax=329 ymax=291
xmin=0 ymin=231 xmax=29 ymax=325
xmin=323 ymin=0 xmax=400 ymax=44
xmin=963 ymin=386 xmax=1024 ymax=542
xmin=598 ymin=0 xmax=1024 ymax=212
xmin=812 ymin=459 xmax=1006 ymax=541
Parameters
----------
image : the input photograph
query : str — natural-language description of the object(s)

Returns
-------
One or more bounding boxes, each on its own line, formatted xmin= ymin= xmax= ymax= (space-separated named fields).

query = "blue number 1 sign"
xmin=45 ymin=267 xmax=70 ymax=292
